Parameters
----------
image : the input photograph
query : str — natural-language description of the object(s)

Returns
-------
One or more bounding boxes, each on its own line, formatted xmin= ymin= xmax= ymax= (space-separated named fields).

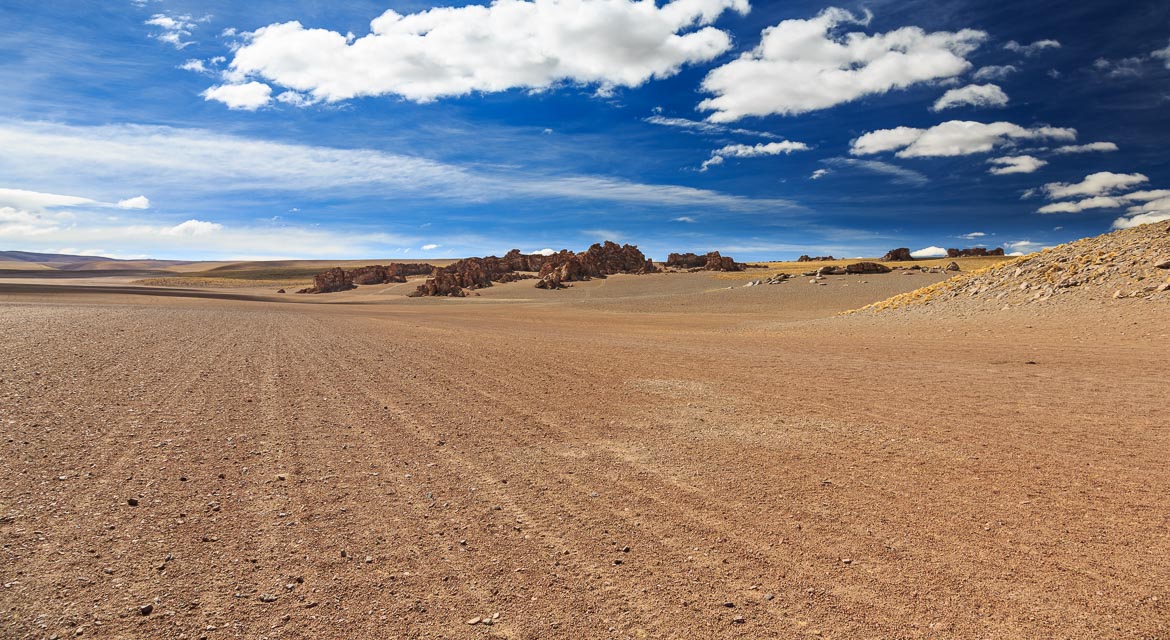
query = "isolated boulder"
xmin=845 ymin=262 xmax=892 ymax=274
xmin=881 ymin=248 xmax=914 ymax=261
xmin=945 ymin=261 xmax=961 ymax=272
xmin=817 ymin=265 xmax=847 ymax=276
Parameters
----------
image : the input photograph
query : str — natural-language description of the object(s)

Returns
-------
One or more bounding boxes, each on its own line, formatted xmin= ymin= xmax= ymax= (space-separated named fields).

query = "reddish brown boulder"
xmin=845 ymin=262 xmax=892 ymax=274
xmin=881 ymin=248 xmax=914 ymax=261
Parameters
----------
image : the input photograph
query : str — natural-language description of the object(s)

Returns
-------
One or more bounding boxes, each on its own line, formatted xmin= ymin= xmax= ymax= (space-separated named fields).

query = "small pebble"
xmin=139 ymin=604 xmax=153 ymax=616
xmin=127 ymin=498 xmax=139 ymax=507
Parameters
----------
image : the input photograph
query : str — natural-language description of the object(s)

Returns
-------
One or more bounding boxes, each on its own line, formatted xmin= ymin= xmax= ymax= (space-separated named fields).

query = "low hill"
xmin=855 ymin=221 xmax=1170 ymax=313
xmin=0 ymin=250 xmax=120 ymax=264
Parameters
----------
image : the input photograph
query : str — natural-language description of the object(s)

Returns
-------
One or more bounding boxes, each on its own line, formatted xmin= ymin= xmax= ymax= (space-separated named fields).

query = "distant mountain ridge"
xmin=0 ymin=250 xmax=123 ymax=263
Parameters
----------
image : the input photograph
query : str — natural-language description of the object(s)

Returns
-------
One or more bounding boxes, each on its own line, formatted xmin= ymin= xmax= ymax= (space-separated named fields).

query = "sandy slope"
xmin=0 ymin=272 xmax=1167 ymax=639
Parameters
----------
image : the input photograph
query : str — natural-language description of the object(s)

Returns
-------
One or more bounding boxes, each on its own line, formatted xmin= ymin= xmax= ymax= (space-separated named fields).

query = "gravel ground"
xmin=0 ymin=271 xmax=1167 ymax=639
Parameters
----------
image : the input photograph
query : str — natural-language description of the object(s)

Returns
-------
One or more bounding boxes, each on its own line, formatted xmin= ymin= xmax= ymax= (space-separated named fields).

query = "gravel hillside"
xmin=857 ymin=220 xmax=1170 ymax=313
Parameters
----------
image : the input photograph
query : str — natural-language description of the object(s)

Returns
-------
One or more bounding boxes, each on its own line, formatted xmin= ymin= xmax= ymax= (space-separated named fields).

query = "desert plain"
xmin=1 ymin=237 xmax=1168 ymax=640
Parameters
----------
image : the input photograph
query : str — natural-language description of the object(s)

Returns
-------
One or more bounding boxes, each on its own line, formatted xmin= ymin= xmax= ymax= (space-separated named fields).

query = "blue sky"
xmin=1 ymin=0 xmax=1169 ymax=261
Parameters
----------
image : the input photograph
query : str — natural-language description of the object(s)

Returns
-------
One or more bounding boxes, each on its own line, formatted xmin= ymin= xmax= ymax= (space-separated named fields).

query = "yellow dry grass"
xmin=0 ymin=261 xmax=55 ymax=270
xmin=843 ymin=255 xmax=1031 ymax=314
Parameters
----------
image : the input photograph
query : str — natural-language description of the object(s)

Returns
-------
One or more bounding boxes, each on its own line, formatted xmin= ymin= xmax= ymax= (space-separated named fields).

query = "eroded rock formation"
xmin=299 ymin=263 xmax=436 ymax=293
xmin=797 ymin=255 xmax=835 ymax=262
xmin=666 ymin=251 xmax=744 ymax=272
xmin=881 ymin=248 xmax=914 ymax=262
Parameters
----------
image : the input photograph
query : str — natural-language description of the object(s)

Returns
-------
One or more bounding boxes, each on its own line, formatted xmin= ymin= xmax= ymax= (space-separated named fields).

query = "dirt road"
xmin=1 ymin=274 xmax=1167 ymax=639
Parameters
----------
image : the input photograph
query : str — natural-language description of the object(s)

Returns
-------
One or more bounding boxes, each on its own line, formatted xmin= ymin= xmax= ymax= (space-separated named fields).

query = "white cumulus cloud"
xmin=116 ymin=195 xmax=151 ymax=209
xmin=1041 ymin=172 xmax=1148 ymax=199
xmin=987 ymin=155 xmax=1046 ymax=175
xmin=210 ymin=0 xmax=749 ymax=107
xmin=202 ymin=81 xmax=273 ymax=110
xmin=931 ymin=83 xmax=1008 ymax=111
xmin=1036 ymin=196 xmax=1124 ymax=214
xmin=910 ymin=246 xmax=948 ymax=258
xmin=1113 ymin=211 xmax=1170 ymax=229
xmin=697 ymin=8 xmax=986 ymax=121
xmin=851 ymin=120 xmax=1076 ymax=158
xmin=700 ymin=141 xmax=810 ymax=171
xmin=421 ymin=243 xmax=440 ymax=250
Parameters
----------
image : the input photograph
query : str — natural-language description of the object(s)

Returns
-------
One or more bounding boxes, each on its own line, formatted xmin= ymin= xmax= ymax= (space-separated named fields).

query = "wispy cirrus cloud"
xmin=0 ymin=120 xmax=797 ymax=212
xmin=820 ymin=158 xmax=928 ymax=186
xmin=699 ymin=141 xmax=810 ymax=172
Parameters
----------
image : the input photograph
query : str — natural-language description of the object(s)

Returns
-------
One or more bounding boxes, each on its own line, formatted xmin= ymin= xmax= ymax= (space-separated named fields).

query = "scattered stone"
xmin=126 ymin=497 xmax=139 ymax=507
xmin=732 ymin=615 xmax=745 ymax=624
xmin=466 ymin=617 xmax=481 ymax=625
xmin=258 ymin=594 xmax=277 ymax=603
xmin=944 ymin=261 xmax=961 ymax=272
xmin=139 ymin=604 xmax=153 ymax=616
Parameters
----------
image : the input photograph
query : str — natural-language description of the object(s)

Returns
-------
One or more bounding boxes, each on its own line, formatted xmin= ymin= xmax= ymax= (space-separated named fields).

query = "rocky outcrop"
xmin=533 ymin=243 xmax=657 ymax=289
xmin=408 ymin=271 xmax=467 ymax=297
xmin=881 ymin=248 xmax=914 ymax=262
xmin=947 ymin=247 xmax=1005 ymax=258
xmin=666 ymin=251 xmax=744 ymax=272
xmin=817 ymin=266 xmax=847 ymax=276
xmin=300 ymin=263 xmax=436 ymax=293
xmin=845 ymin=262 xmax=892 ymax=274
xmin=945 ymin=261 xmax=961 ymax=272
xmin=300 ymin=267 xmax=354 ymax=294
xmin=797 ymin=255 xmax=835 ymax=262
xmin=401 ymin=242 xmax=655 ymax=296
